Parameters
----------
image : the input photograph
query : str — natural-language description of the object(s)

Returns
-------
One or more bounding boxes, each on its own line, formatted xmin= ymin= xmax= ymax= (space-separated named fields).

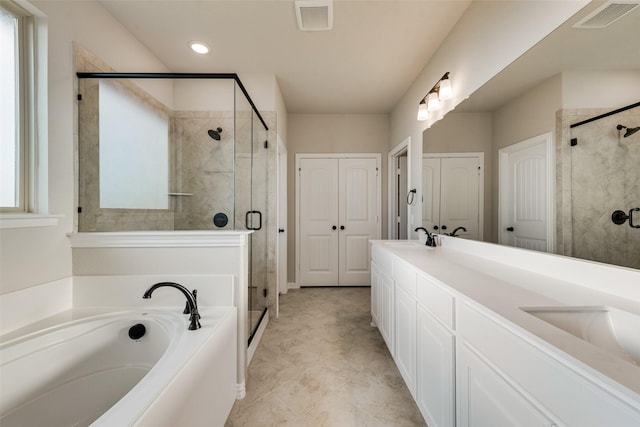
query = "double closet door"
xmin=298 ymin=156 xmax=380 ymax=286
xmin=422 ymin=155 xmax=483 ymax=240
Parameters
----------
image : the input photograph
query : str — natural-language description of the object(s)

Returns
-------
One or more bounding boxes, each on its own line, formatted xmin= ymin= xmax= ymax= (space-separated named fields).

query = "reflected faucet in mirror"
xmin=143 ymin=282 xmax=201 ymax=330
xmin=448 ymin=226 xmax=467 ymax=237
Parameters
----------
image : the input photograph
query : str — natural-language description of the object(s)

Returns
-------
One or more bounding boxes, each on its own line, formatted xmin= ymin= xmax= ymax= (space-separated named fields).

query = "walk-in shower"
xmin=75 ymin=54 xmax=274 ymax=343
xmin=566 ymin=101 xmax=640 ymax=269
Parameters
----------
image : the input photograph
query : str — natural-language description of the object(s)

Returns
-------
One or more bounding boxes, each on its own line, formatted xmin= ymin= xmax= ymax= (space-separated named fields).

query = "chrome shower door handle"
xmin=630 ymin=208 xmax=640 ymax=228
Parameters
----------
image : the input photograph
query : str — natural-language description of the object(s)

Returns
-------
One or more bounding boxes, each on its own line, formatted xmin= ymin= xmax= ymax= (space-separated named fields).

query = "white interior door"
xmin=276 ymin=139 xmax=287 ymax=310
xmin=439 ymin=157 xmax=480 ymax=239
xmin=338 ymin=158 xmax=378 ymax=286
xmin=499 ymin=133 xmax=553 ymax=252
xmin=398 ymin=155 xmax=408 ymax=239
xmin=299 ymin=158 xmax=339 ymax=285
xmin=422 ymin=157 xmax=441 ymax=233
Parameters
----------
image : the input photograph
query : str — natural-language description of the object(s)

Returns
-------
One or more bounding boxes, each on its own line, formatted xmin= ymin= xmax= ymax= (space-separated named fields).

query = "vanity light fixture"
xmin=189 ymin=41 xmax=210 ymax=54
xmin=417 ymin=72 xmax=452 ymax=121
xmin=417 ymin=99 xmax=428 ymax=121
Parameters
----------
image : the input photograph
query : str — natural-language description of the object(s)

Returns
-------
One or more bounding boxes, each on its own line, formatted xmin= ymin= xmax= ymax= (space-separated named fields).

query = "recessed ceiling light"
xmin=189 ymin=41 xmax=210 ymax=54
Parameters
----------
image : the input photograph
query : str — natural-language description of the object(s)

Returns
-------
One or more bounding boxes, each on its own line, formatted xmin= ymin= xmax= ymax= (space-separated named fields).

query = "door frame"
xmin=498 ymin=132 xmax=555 ymax=252
xmin=275 ymin=137 xmax=287 ymax=317
xmin=423 ymin=152 xmax=485 ymax=241
xmin=295 ymin=153 xmax=382 ymax=286
xmin=388 ymin=138 xmax=411 ymax=240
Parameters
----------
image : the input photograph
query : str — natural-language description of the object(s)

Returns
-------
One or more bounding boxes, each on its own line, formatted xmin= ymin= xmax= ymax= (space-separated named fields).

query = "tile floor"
xmin=225 ymin=287 xmax=427 ymax=426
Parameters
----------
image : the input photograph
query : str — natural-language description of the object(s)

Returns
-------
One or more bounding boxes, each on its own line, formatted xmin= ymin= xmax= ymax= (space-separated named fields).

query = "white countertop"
xmin=372 ymin=237 xmax=640 ymax=401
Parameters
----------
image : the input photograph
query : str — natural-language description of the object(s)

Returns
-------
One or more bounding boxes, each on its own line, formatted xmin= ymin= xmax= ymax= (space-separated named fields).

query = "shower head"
xmin=207 ymin=127 xmax=223 ymax=141
xmin=617 ymin=124 xmax=640 ymax=138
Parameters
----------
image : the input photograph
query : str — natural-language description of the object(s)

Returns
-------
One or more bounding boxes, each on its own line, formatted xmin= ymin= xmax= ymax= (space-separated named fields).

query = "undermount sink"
xmin=521 ymin=306 xmax=640 ymax=366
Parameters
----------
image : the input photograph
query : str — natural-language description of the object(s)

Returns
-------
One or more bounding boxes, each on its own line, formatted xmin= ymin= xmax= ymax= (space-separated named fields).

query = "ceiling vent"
xmin=573 ymin=1 xmax=640 ymax=28
xmin=295 ymin=0 xmax=333 ymax=31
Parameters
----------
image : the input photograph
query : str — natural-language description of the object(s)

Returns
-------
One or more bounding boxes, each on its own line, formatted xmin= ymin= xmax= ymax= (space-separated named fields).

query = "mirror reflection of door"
xmin=422 ymin=153 xmax=483 ymax=240
xmin=499 ymin=133 xmax=554 ymax=252
xmin=397 ymin=154 xmax=408 ymax=239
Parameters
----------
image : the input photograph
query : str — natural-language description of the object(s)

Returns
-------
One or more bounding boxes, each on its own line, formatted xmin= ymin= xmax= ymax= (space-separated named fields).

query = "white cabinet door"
xmin=417 ymin=305 xmax=455 ymax=427
xmin=380 ymin=269 xmax=394 ymax=354
xmin=395 ymin=286 xmax=416 ymax=398
xmin=299 ymin=158 xmax=339 ymax=285
xmin=457 ymin=343 xmax=555 ymax=427
xmin=299 ymin=157 xmax=379 ymax=286
xmin=370 ymin=262 xmax=381 ymax=327
xmin=422 ymin=155 xmax=482 ymax=239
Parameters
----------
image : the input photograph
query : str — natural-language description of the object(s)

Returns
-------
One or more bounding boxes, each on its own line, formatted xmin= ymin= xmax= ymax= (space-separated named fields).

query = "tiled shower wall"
xmin=557 ymin=107 xmax=640 ymax=269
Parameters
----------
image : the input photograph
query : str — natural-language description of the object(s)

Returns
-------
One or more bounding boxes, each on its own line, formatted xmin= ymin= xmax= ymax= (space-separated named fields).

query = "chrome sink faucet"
xmin=414 ymin=227 xmax=437 ymax=247
xmin=143 ymin=282 xmax=201 ymax=330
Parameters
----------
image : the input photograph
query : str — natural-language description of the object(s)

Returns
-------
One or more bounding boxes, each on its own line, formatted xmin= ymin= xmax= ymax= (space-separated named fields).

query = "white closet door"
xmin=440 ymin=157 xmax=480 ymax=239
xmin=299 ymin=158 xmax=339 ymax=285
xmin=422 ymin=157 xmax=441 ymax=233
xmin=338 ymin=158 xmax=378 ymax=286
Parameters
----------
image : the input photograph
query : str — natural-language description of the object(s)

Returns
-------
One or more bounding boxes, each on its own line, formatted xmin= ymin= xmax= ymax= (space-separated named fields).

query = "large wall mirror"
xmin=421 ymin=1 xmax=640 ymax=269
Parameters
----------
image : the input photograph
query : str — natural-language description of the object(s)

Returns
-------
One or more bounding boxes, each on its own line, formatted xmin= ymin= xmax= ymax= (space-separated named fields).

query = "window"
xmin=98 ymin=80 xmax=169 ymax=209
xmin=0 ymin=0 xmax=42 ymax=216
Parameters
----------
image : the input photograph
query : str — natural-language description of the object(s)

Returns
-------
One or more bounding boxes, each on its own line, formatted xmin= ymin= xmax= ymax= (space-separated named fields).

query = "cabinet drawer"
xmin=394 ymin=258 xmax=417 ymax=298
xmin=459 ymin=302 xmax=640 ymax=425
xmin=416 ymin=274 xmax=455 ymax=330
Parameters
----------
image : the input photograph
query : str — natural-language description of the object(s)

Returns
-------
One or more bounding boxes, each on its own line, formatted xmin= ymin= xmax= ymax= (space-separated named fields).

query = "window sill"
xmin=0 ymin=214 xmax=62 ymax=229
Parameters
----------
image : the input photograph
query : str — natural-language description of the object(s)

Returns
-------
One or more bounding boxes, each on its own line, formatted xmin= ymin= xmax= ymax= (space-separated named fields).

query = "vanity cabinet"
xmin=417 ymin=304 xmax=455 ymax=427
xmin=394 ymin=258 xmax=417 ymax=397
xmin=457 ymin=342 xmax=556 ymax=427
xmin=371 ymin=241 xmax=640 ymax=427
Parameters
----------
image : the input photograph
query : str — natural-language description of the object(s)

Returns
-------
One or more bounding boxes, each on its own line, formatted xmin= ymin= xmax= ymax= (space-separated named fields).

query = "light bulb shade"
xmin=417 ymin=101 xmax=428 ymax=121
xmin=427 ymin=91 xmax=440 ymax=111
xmin=438 ymin=77 xmax=452 ymax=100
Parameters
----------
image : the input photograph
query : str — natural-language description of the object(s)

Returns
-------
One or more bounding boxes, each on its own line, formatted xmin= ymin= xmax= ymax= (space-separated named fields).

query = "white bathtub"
xmin=0 ymin=307 xmax=237 ymax=427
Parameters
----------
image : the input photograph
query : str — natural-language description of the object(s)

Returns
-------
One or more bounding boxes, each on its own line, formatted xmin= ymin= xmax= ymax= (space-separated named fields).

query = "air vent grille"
xmin=574 ymin=1 xmax=640 ymax=28
xmin=295 ymin=0 xmax=333 ymax=31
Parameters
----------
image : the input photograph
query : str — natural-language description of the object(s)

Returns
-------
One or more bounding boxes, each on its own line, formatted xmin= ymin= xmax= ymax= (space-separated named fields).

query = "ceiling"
xmin=98 ymin=0 xmax=471 ymax=114
xmin=457 ymin=1 xmax=640 ymax=112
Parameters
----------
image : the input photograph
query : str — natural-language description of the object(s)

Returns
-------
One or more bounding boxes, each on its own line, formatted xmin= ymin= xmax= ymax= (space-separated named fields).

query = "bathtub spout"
xmin=143 ymin=282 xmax=201 ymax=330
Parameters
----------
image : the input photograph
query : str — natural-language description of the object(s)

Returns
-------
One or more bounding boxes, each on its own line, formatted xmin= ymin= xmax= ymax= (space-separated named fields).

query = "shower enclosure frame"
xmin=75 ymin=71 xmax=271 ymax=345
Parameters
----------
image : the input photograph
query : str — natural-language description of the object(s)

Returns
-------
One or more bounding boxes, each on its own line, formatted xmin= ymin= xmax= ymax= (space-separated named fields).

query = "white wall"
xmin=389 ymin=0 xmax=589 ymax=239
xmin=287 ymin=113 xmax=389 ymax=281
xmin=1 ymin=1 xmax=170 ymax=296
xmin=562 ymin=69 xmax=640 ymax=109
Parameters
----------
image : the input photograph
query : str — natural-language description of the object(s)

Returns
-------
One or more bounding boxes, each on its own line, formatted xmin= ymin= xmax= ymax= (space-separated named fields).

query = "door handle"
xmin=332 ymin=226 xmax=337 ymax=230
xmin=245 ymin=210 xmax=262 ymax=231
xmin=630 ymin=208 xmax=640 ymax=228
xmin=340 ymin=225 xmax=345 ymax=230
xmin=278 ymin=228 xmax=285 ymax=233
xmin=506 ymin=226 xmax=514 ymax=232
xmin=433 ymin=225 xmax=439 ymax=230
xmin=441 ymin=225 xmax=447 ymax=230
